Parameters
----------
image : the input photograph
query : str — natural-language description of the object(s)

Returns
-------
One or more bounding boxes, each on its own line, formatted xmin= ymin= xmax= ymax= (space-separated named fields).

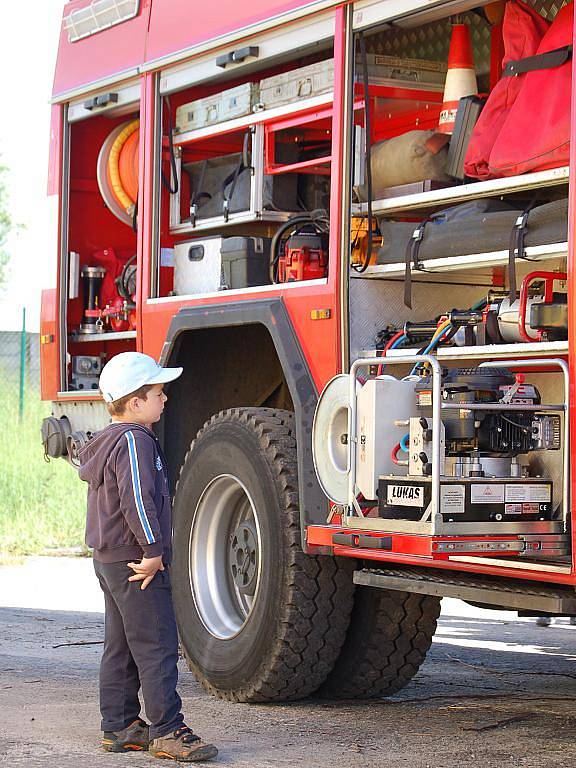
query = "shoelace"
xmin=174 ymin=726 xmax=200 ymax=745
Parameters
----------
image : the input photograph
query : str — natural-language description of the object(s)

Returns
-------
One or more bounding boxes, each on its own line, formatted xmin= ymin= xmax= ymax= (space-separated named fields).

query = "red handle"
xmin=518 ymin=271 xmax=567 ymax=342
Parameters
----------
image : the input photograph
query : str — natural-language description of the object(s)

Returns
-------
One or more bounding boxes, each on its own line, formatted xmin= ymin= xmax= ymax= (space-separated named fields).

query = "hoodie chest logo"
xmin=156 ymin=455 xmax=163 ymax=471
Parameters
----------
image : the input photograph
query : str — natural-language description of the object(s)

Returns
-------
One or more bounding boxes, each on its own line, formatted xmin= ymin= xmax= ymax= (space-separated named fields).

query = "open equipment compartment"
xmin=310 ymin=0 xmax=573 ymax=568
xmin=154 ymin=43 xmax=341 ymax=299
xmin=60 ymin=85 xmax=142 ymax=398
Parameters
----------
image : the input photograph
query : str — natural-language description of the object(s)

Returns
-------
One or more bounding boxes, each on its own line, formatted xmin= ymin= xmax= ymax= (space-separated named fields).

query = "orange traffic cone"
xmin=438 ymin=21 xmax=478 ymax=134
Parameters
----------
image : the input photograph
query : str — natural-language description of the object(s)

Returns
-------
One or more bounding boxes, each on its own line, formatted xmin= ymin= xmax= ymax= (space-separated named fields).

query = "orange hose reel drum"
xmin=116 ymin=127 xmax=139 ymax=204
xmin=97 ymin=119 xmax=139 ymax=225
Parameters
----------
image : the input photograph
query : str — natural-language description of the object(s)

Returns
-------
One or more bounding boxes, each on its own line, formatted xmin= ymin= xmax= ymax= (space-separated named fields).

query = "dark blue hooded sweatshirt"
xmin=78 ymin=422 xmax=172 ymax=564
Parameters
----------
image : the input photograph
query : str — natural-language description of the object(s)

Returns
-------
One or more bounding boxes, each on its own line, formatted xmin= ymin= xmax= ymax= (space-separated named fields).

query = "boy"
xmin=78 ymin=351 xmax=218 ymax=762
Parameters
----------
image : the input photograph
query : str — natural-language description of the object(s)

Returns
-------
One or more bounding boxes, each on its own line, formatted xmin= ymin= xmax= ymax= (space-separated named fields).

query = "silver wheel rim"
xmin=189 ymin=474 xmax=262 ymax=640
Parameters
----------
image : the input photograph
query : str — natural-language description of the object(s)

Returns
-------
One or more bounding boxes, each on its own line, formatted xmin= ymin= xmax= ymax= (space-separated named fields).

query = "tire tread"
xmin=176 ymin=407 xmax=355 ymax=703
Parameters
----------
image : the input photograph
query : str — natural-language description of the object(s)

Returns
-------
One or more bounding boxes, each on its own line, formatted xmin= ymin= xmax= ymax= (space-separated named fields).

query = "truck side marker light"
xmin=311 ymin=309 xmax=331 ymax=320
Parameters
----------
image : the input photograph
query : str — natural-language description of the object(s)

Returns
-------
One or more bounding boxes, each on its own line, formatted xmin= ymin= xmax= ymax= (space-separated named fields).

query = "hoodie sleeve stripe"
xmin=125 ymin=431 xmax=156 ymax=545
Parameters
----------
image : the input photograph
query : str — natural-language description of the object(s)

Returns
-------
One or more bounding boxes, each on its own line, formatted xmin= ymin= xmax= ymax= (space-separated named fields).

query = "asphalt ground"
xmin=1 ymin=557 xmax=576 ymax=767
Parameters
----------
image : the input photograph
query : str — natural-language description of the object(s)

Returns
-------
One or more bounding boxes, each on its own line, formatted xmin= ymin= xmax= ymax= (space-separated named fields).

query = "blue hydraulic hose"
xmin=409 ymin=324 xmax=453 ymax=377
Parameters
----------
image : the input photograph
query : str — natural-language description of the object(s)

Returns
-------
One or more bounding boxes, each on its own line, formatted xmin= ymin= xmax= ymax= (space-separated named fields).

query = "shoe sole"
xmin=149 ymin=745 xmax=218 ymax=762
xmin=102 ymin=741 xmax=148 ymax=753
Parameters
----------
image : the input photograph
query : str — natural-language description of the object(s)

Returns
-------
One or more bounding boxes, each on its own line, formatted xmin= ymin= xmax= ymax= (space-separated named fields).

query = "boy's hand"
xmin=127 ymin=556 xmax=164 ymax=590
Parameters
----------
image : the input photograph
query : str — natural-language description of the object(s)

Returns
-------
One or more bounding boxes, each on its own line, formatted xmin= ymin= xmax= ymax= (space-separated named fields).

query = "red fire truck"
xmin=42 ymin=0 xmax=576 ymax=701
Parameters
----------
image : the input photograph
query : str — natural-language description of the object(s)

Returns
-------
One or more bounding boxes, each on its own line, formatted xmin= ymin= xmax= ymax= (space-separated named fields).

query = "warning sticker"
xmin=441 ymin=485 xmax=465 ymax=514
xmin=417 ymin=391 xmax=432 ymax=407
xmin=505 ymin=484 xmax=551 ymax=503
xmin=470 ymin=484 xmax=505 ymax=504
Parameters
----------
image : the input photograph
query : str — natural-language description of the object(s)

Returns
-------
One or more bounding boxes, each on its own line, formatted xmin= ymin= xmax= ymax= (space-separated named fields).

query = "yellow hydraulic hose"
xmin=108 ymin=119 xmax=139 ymax=214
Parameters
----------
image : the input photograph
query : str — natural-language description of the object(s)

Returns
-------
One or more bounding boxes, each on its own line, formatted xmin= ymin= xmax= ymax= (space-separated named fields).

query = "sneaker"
xmin=536 ymin=616 xmax=552 ymax=627
xmin=102 ymin=718 xmax=150 ymax=752
xmin=149 ymin=725 xmax=218 ymax=762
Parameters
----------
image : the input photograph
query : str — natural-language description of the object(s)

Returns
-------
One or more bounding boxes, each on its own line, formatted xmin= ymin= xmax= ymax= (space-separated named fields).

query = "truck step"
xmin=354 ymin=566 xmax=576 ymax=614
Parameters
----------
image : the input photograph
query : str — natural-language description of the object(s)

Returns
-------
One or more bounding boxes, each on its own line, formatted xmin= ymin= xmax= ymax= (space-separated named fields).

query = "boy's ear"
xmin=126 ymin=395 xmax=141 ymax=413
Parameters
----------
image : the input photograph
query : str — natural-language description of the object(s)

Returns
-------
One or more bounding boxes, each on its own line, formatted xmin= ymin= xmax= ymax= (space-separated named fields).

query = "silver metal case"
xmin=259 ymin=60 xmax=334 ymax=110
xmin=175 ymin=83 xmax=260 ymax=133
xmin=173 ymin=238 xmax=223 ymax=295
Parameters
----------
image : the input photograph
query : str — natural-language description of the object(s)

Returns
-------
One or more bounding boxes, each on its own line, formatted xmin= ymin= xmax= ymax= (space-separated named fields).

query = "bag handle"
xmin=221 ymin=130 xmax=252 ymax=221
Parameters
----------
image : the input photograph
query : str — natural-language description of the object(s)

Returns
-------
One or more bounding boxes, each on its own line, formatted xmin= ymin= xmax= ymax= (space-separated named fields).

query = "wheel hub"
xmin=189 ymin=474 xmax=262 ymax=639
xmin=229 ymin=522 xmax=258 ymax=595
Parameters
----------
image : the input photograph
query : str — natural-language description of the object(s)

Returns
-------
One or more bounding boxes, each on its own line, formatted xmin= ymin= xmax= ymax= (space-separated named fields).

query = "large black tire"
xmin=319 ymin=586 xmax=441 ymax=699
xmin=171 ymin=407 xmax=355 ymax=702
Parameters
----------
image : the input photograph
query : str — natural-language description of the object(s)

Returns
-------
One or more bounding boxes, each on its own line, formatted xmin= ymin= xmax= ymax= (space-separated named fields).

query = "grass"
xmin=0 ymin=380 xmax=87 ymax=556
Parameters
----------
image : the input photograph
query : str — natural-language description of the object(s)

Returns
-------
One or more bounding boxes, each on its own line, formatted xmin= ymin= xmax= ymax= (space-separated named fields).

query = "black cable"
xmin=161 ymin=97 xmax=179 ymax=195
xmin=131 ymin=198 xmax=138 ymax=233
xmin=352 ymin=30 xmax=374 ymax=274
xmin=500 ymin=415 xmax=531 ymax=434
xmin=270 ymin=214 xmax=317 ymax=283
xmin=269 ymin=210 xmax=330 ymax=283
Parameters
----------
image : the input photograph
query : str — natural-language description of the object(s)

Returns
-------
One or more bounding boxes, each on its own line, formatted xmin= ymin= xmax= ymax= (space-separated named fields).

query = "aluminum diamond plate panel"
xmin=364 ymin=0 xmax=568 ymax=78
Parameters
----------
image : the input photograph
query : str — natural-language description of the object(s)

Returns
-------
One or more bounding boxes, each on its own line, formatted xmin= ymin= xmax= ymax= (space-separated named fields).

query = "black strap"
xmin=160 ymin=98 xmax=179 ymax=195
xmin=189 ymin=160 xmax=211 ymax=226
xmin=508 ymin=203 xmax=538 ymax=301
xmin=352 ymin=30 xmax=374 ymax=274
xmin=404 ymin=221 xmax=427 ymax=309
xmin=504 ymin=45 xmax=572 ymax=77
xmin=221 ymin=131 xmax=251 ymax=221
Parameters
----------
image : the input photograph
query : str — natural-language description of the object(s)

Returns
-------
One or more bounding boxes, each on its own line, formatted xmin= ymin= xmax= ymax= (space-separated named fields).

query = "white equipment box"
xmin=173 ymin=238 xmax=223 ymax=295
xmin=356 ymin=376 xmax=417 ymax=501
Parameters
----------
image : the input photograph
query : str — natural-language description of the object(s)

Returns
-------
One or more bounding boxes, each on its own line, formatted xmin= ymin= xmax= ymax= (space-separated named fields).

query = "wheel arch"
xmin=158 ymin=298 xmax=328 ymax=549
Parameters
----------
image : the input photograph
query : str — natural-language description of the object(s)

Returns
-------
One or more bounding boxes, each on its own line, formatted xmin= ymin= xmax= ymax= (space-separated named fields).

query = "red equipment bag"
xmin=488 ymin=1 xmax=573 ymax=177
xmin=464 ymin=0 xmax=549 ymax=180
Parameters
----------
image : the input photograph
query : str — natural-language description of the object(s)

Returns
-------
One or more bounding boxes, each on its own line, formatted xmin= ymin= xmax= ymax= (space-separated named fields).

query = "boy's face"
xmin=118 ymin=384 xmax=167 ymax=426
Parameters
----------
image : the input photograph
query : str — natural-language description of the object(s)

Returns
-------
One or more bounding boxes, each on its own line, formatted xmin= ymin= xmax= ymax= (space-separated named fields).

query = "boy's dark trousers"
xmin=93 ymin=560 xmax=185 ymax=740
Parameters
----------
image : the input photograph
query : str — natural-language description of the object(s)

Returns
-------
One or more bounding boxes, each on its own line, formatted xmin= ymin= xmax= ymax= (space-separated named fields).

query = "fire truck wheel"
xmin=171 ymin=407 xmax=355 ymax=702
xmin=318 ymin=587 xmax=441 ymax=699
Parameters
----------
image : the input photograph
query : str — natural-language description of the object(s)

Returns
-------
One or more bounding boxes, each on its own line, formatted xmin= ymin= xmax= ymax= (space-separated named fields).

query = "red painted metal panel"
xmin=40 ymin=290 xmax=59 ymax=401
xmin=327 ymin=5 xmax=346 ymax=375
xmin=47 ymin=106 xmax=63 ymax=197
xmin=306 ymin=525 xmax=575 ymax=585
xmin=568 ymin=23 xmax=576 ymax=579
xmin=52 ymin=0 xmax=152 ymax=97
xmin=146 ymin=0 xmax=332 ymax=64
xmin=140 ymin=282 xmax=337 ymax=389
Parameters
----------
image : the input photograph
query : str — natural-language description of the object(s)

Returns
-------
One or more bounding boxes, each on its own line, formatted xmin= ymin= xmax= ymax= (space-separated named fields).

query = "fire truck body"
xmin=42 ymin=0 xmax=576 ymax=702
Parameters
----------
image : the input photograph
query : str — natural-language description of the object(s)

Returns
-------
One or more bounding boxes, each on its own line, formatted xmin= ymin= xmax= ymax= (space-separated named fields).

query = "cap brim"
xmin=146 ymin=366 xmax=183 ymax=387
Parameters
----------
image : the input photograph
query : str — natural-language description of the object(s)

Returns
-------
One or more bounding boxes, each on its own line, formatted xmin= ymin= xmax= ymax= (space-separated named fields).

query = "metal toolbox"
xmin=259 ymin=55 xmax=446 ymax=110
xmin=259 ymin=60 xmax=334 ymax=110
xmin=365 ymin=54 xmax=446 ymax=87
xmin=173 ymin=237 xmax=223 ymax=295
xmin=175 ymin=83 xmax=260 ymax=133
xmin=221 ymin=237 xmax=271 ymax=289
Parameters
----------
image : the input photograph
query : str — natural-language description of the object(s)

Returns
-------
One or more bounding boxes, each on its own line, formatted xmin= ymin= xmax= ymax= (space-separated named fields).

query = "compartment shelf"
xmin=173 ymin=93 xmax=334 ymax=145
xmin=362 ymin=339 xmax=568 ymax=362
xmin=69 ymin=330 xmax=137 ymax=343
xmin=353 ymin=166 xmax=569 ymax=218
xmin=352 ymin=241 xmax=568 ymax=279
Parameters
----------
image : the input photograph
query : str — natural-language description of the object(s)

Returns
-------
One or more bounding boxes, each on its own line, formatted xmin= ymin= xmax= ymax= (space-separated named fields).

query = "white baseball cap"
xmin=99 ymin=352 xmax=183 ymax=403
